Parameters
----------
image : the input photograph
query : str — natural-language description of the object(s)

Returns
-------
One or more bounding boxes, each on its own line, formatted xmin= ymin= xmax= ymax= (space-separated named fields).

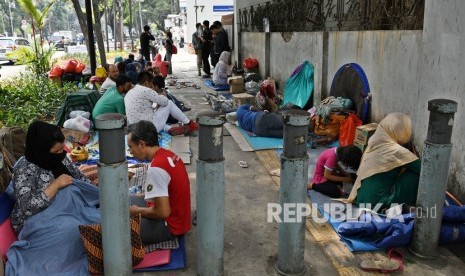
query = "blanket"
xmin=5 ymin=180 xmax=100 ymax=275
xmin=204 ymin=79 xmax=230 ymax=91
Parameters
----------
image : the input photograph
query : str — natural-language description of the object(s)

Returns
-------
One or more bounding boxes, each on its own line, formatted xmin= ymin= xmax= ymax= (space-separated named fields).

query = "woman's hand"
xmin=44 ymin=174 xmax=73 ymax=200
xmin=53 ymin=174 xmax=73 ymax=189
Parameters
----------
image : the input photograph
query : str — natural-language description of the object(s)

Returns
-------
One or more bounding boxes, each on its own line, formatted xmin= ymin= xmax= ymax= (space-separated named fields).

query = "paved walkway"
xmin=141 ymin=48 xmax=465 ymax=275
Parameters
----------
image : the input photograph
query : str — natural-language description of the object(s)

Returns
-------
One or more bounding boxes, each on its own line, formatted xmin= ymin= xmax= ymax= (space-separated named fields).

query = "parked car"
xmin=0 ymin=37 xmax=30 ymax=64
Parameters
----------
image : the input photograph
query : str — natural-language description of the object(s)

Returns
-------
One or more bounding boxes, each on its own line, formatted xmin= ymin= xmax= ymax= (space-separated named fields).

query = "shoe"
xmin=181 ymin=106 xmax=191 ymax=112
xmin=202 ymin=74 xmax=211 ymax=78
xmin=168 ymin=125 xmax=189 ymax=136
xmin=186 ymin=120 xmax=199 ymax=133
xmin=198 ymin=71 xmax=201 ymax=76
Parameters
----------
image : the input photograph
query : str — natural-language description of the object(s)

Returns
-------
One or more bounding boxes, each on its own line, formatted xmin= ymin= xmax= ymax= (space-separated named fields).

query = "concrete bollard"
xmin=196 ymin=111 xmax=226 ymax=276
xmin=95 ymin=113 xmax=132 ymax=275
xmin=276 ymin=110 xmax=310 ymax=276
xmin=410 ymin=99 xmax=458 ymax=258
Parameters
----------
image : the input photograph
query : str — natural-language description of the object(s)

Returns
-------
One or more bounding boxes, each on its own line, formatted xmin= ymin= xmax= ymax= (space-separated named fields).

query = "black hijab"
xmin=25 ymin=121 xmax=71 ymax=178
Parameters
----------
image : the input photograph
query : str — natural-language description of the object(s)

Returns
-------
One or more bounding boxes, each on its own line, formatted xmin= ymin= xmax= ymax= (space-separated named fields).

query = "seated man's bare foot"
xmin=307 ymin=182 xmax=313 ymax=190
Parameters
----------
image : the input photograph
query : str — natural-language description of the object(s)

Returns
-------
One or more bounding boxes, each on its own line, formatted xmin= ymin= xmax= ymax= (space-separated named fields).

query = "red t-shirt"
xmin=145 ymin=148 xmax=191 ymax=235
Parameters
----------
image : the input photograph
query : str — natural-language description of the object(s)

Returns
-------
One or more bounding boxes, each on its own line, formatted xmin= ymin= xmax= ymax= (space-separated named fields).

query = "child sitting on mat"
xmin=308 ymin=146 xmax=362 ymax=198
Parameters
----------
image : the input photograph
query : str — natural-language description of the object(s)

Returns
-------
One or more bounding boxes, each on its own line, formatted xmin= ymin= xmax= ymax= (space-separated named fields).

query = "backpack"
xmin=55 ymin=89 xmax=101 ymax=128
xmin=172 ymin=44 xmax=178 ymax=55
xmin=0 ymin=127 xmax=27 ymax=164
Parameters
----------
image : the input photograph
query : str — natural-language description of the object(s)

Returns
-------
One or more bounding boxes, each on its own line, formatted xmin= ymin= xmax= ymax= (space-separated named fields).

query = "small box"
xmin=228 ymin=76 xmax=244 ymax=94
xmin=354 ymin=140 xmax=367 ymax=152
xmin=355 ymin=123 xmax=378 ymax=145
xmin=233 ymin=93 xmax=255 ymax=107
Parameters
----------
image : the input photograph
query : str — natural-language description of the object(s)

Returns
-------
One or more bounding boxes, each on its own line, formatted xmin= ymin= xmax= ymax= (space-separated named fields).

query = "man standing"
xmin=128 ymin=120 xmax=191 ymax=243
xmin=140 ymin=25 xmax=155 ymax=62
xmin=199 ymin=20 xmax=212 ymax=78
xmin=192 ymin=23 xmax=203 ymax=76
xmin=92 ymin=75 xmax=133 ymax=120
xmin=210 ymin=21 xmax=230 ymax=68
xmin=164 ymin=32 xmax=174 ymax=75
xmin=99 ymin=64 xmax=119 ymax=94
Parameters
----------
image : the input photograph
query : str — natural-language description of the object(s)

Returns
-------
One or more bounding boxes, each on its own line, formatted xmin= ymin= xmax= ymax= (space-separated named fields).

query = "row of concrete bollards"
xmin=94 ymin=98 xmax=457 ymax=275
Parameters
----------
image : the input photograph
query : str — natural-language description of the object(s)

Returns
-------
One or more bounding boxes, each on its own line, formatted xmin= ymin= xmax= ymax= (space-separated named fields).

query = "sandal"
xmin=387 ymin=248 xmax=404 ymax=271
xmin=360 ymin=259 xmax=400 ymax=273
xmin=238 ymin=161 xmax=248 ymax=168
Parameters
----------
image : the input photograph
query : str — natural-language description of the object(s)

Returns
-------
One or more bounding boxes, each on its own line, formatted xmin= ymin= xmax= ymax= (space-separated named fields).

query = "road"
xmin=0 ymin=62 xmax=27 ymax=80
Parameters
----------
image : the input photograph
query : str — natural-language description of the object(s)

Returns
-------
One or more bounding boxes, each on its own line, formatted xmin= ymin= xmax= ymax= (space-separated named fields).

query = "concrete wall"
xmin=270 ymin=32 xmax=324 ymax=103
xmin=416 ymin=0 xmax=465 ymax=202
xmin=240 ymin=32 xmax=266 ymax=77
xmin=327 ymin=31 xmax=423 ymax=123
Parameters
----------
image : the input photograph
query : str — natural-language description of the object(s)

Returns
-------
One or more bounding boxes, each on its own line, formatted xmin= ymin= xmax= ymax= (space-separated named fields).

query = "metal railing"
xmin=239 ymin=0 xmax=424 ymax=32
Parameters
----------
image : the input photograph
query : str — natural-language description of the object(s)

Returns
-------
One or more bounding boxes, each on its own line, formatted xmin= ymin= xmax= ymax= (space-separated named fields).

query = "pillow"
xmin=79 ymin=215 xmax=145 ymax=274
xmin=0 ymin=218 xmax=18 ymax=264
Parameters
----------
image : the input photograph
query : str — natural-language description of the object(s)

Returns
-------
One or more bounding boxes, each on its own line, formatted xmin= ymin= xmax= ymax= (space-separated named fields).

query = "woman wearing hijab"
xmin=10 ymin=121 xmax=90 ymax=233
xmin=212 ymin=51 xmax=232 ymax=86
xmin=347 ymin=113 xmax=420 ymax=210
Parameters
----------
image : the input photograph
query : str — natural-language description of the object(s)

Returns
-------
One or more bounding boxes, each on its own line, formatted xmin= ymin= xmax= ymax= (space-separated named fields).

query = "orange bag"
xmin=75 ymin=62 xmax=86 ymax=74
xmin=339 ymin=113 xmax=363 ymax=146
xmin=49 ymin=65 xmax=64 ymax=78
xmin=63 ymin=59 xmax=78 ymax=73
xmin=314 ymin=113 xmax=347 ymax=139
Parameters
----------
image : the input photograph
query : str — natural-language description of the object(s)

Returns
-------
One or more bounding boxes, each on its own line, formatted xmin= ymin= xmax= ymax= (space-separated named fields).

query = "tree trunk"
xmin=70 ymin=0 xmax=90 ymax=54
xmin=92 ymin=0 xmax=107 ymax=66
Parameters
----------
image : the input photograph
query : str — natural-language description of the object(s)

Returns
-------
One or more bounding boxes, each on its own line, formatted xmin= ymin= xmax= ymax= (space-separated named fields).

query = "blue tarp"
xmin=282 ymin=61 xmax=314 ymax=108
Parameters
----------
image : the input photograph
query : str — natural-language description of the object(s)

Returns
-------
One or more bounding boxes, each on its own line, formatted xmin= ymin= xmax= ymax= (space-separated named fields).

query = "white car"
xmin=0 ymin=37 xmax=31 ymax=64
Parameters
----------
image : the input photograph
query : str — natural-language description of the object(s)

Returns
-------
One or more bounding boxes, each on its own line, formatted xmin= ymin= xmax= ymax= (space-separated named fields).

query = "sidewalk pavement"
xmin=141 ymin=48 xmax=465 ymax=275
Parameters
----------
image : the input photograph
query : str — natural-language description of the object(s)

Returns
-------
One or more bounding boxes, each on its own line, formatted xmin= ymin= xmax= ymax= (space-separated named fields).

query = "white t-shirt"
xmin=99 ymin=78 xmax=116 ymax=94
xmin=144 ymin=166 xmax=170 ymax=200
xmin=124 ymin=84 xmax=169 ymax=125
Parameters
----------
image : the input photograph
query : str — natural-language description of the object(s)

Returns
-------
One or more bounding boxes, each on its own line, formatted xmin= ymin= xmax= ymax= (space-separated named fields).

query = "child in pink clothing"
xmin=309 ymin=146 xmax=362 ymax=198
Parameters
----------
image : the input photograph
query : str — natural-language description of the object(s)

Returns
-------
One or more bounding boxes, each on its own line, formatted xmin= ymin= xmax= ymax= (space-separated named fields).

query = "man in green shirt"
xmin=92 ymin=75 xmax=133 ymax=120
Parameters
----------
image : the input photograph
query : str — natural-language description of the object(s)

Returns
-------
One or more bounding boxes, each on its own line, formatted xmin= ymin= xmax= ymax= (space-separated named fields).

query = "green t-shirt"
xmin=92 ymin=86 xmax=126 ymax=120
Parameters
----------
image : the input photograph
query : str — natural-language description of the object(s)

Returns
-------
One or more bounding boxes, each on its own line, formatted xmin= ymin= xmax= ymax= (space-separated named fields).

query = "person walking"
xmin=192 ymin=23 xmax=203 ymax=76
xmin=140 ymin=25 xmax=155 ymax=61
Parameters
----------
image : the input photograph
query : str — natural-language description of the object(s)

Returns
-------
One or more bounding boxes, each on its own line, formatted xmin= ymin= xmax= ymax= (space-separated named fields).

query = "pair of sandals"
xmin=360 ymin=249 xmax=403 ymax=273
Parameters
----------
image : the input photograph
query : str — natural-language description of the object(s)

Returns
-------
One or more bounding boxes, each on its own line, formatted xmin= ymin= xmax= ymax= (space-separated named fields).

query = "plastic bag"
xmin=63 ymin=115 xmax=91 ymax=133
xmin=314 ymin=113 xmax=347 ymax=138
xmin=245 ymin=81 xmax=260 ymax=94
xmin=75 ymin=62 xmax=86 ymax=74
xmin=282 ymin=61 xmax=314 ymax=108
xmin=95 ymin=66 xmax=107 ymax=79
xmin=63 ymin=59 xmax=78 ymax=73
xmin=243 ymin=58 xmax=258 ymax=69
xmin=339 ymin=113 xmax=362 ymax=146
xmin=49 ymin=65 xmax=64 ymax=78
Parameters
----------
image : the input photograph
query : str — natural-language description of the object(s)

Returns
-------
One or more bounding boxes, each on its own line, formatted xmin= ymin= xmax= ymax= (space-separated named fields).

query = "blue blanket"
xmin=6 ymin=180 xmax=100 ymax=276
xmin=204 ymin=79 xmax=230 ymax=91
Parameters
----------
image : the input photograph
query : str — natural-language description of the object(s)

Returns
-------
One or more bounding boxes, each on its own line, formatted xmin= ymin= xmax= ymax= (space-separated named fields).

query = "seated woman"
xmin=153 ymin=53 xmax=170 ymax=78
xmin=10 ymin=121 xmax=90 ymax=234
xmin=347 ymin=113 xmax=420 ymax=210
xmin=309 ymin=146 xmax=362 ymax=198
xmin=212 ymin=51 xmax=231 ymax=86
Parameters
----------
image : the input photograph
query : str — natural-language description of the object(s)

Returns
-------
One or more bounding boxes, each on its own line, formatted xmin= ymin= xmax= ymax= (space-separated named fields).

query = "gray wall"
xmin=415 ymin=0 xmax=465 ymax=201
xmin=327 ymin=31 xmax=423 ymax=123
xmin=240 ymin=32 xmax=266 ymax=77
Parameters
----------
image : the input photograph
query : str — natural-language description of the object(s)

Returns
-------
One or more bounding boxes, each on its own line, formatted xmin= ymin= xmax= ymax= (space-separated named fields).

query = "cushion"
xmin=79 ymin=214 xmax=145 ymax=274
xmin=0 ymin=218 xmax=18 ymax=264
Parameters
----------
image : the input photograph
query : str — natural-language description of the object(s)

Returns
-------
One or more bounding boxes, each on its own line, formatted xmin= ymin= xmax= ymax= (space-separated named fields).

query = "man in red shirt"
xmin=128 ymin=120 xmax=191 ymax=243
